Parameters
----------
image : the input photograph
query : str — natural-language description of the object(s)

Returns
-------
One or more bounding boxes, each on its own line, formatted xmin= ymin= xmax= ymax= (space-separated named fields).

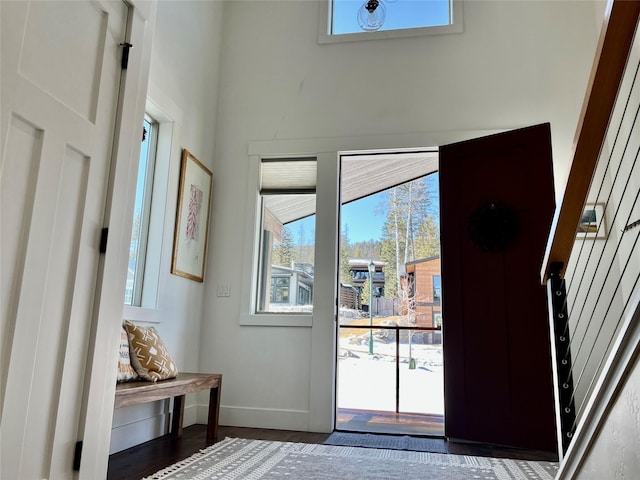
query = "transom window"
xmin=332 ymin=0 xmax=451 ymax=34
xmin=320 ymin=0 xmax=462 ymax=43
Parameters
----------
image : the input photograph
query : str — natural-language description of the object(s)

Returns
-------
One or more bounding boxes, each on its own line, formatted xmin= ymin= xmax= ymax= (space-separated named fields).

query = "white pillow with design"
xmin=117 ymin=326 xmax=138 ymax=382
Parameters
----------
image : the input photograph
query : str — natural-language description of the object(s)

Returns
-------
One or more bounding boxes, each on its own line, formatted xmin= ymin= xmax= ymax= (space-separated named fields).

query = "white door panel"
xmin=1 ymin=1 xmax=128 ymax=478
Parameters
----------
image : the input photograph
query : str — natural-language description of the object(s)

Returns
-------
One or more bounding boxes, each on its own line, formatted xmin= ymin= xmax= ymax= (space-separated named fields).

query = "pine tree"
xmin=361 ymin=276 xmax=372 ymax=307
xmin=273 ymin=226 xmax=294 ymax=267
xmin=340 ymin=224 xmax=352 ymax=284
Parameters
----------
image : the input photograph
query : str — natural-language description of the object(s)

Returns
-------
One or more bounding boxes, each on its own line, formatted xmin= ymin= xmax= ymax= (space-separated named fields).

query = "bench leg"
xmin=207 ymin=382 xmax=221 ymax=440
xmin=171 ymin=395 xmax=185 ymax=436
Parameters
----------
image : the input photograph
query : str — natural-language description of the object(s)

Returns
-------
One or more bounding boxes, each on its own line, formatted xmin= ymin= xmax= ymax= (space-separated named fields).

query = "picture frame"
xmin=577 ymin=202 xmax=607 ymax=239
xmin=171 ymin=149 xmax=213 ymax=282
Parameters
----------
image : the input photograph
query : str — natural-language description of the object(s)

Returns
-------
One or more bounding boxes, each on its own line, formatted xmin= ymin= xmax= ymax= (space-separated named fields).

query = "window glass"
xmin=256 ymin=158 xmax=317 ymax=314
xmin=433 ymin=275 xmax=442 ymax=303
xmin=258 ymin=195 xmax=316 ymax=313
xmin=331 ymin=0 xmax=451 ymax=35
xmin=125 ymin=116 xmax=157 ymax=306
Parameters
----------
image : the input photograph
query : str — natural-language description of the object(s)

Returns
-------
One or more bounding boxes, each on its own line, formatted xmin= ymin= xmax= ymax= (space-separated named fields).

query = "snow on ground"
xmin=337 ymin=337 xmax=444 ymax=415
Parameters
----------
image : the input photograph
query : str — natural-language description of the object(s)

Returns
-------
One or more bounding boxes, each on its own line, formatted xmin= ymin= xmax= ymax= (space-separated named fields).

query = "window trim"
xmin=240 ymin=155 xmax=318 ymax=327
xmin=127 ymin=115 xmax=158 ymax=307
xmin=255 ymin=158 xmax=317 ymax=316
xmin=318 ymin=0 xmax=464 ymax=44
xmin=123 ymin=88 xmax=183 ymax=320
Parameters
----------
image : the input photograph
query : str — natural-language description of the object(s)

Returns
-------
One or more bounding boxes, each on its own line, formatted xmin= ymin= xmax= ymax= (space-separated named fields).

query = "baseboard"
xmin=212 ymin=405 xmax=311 ymax=432
xmin=109 ymin=412 xmax=170 ymax=454
xmin=110 ymin=403 xmax=199 ymax=454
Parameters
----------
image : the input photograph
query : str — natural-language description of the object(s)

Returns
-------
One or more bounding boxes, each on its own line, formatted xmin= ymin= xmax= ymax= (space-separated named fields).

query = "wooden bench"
xmin=115 ymin=372 xmax=222 ymax=439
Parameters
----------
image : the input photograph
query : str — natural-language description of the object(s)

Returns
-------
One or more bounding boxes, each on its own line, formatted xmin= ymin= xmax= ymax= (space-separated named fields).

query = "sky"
xmin=341 ymin=193 xmax=387 ymax=243
xmin=342 ymin=173 xmax=439 ymax=243
xmin=332 ymin=0 xmax=451 ymax=35
xmin=288 ymin=173 xmax=439 ymax=245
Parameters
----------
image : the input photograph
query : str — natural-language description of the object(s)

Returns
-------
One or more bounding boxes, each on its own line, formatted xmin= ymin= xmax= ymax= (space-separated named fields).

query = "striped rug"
xmin=144 ymin=437 xmax=559 ymax=480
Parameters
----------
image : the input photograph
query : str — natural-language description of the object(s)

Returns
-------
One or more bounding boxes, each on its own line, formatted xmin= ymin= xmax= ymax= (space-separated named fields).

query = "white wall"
xmin=576 ymin=354 xmax=640 ymax=478
xmin=110 ymin=0 xmax=224 ymax=453
xmin=200 ymin=0 xmax=601 ymax=432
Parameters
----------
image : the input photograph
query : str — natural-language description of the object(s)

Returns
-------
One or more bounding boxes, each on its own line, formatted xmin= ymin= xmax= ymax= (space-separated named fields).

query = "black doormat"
xmin=324 ymin=431 xmax=448 ymax=454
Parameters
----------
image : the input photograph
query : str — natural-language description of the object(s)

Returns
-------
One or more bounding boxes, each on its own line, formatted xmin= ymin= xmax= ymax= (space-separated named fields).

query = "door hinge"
xmin=99 ymin=227 xmax=109 ymax=254
xmin=120 ymin=42 xmax=133 ymax=70
xmin=73 ymin=440 xmax=83 ymax=471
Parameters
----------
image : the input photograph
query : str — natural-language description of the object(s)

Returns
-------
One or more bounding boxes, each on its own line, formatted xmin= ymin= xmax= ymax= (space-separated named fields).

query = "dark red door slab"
xmin=439 ymin=124 xmax=557 ymax=454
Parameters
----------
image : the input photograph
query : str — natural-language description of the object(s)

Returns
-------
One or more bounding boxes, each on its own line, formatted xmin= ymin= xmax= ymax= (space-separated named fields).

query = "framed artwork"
xmin=577 ymin=203 xmax=607 ymax=239
xmin=171 ymin=149 xmax=213 ymax=282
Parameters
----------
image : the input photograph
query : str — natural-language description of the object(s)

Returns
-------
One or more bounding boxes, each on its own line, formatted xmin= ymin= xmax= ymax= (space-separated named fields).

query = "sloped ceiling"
xmin=264 ymin=150 xmax=438 ymax=225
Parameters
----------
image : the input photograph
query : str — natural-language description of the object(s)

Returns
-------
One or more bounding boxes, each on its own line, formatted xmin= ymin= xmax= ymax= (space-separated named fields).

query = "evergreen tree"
xmin=340 ymin=224 xmax=352 ymax=284
xmin=361 ymin=276 xmax=372 ymax=307
xmin=273 ymin=226 xmax=294 ymax=267
xmin=379 ymin=177 xmax=436 ymax=298
xmin=415 ymin=215 xmax=440 ymax=259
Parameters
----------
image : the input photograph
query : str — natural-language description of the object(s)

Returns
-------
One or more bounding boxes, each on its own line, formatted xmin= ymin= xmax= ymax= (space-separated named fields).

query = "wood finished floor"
xmin=108 ymin=424 xmax=558 ymax=480
xmin=336 ymin=408 xmax=445 ymax=436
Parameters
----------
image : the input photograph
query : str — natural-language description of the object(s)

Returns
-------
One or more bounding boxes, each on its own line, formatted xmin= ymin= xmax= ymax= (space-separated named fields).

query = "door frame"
xmin=244 ymin=131 xmax=505 ymax=434
xmin=76 ymin=1 xmax=157 ymax=478
xmin=335 ymin=149 xmax=443 ymax=432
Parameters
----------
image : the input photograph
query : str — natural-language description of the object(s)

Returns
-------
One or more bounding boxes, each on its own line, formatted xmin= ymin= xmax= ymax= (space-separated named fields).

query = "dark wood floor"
xmin=108 ymin=424 xmax=558 ymax=480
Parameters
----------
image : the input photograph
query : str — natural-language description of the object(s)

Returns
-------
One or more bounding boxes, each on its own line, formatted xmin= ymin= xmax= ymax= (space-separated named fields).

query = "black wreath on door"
xmin=468 ymin=200 xmax=519 ymax=253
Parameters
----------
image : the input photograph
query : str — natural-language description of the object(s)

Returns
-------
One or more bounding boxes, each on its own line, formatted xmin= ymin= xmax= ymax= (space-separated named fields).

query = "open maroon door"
xmin=439 ymin=124 xmax=557 ymax=454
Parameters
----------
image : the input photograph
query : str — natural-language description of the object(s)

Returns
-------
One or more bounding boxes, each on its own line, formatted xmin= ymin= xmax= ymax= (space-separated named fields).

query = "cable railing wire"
xmin=560 ymin=50 xmax=640 ymax=432
xmin=563 ymin=143 xmax=640 ymax=372
xmin=566 ymin=193 xmax=640 ymax=401
xmin=565 ymin=57 xmax=640 ymax=313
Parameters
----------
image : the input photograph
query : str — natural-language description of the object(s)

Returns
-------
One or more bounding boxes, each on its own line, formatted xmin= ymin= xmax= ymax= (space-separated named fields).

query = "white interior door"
xmin=1 ymin=2 xmax=127 ymax=478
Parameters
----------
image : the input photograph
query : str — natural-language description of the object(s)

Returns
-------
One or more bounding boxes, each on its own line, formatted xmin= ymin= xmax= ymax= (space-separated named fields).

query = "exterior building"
xmin=348 ymin=259 xmax=385 ymax=299
xmin=269 ymin=265 xmax=313 ymax=309
xmin=339 ymin=283 xmax=360 ymax=310
xmin=405 ymin=256 xmax=442 ymax=328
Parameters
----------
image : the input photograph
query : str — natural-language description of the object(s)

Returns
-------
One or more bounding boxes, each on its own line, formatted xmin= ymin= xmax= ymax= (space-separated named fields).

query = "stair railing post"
xmin=547 ymin=262 xmax=577 ymax=458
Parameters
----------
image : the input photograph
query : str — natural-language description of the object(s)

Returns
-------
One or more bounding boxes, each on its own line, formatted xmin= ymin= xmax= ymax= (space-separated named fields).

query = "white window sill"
xmin=122 ymin=306 xmax=162 ymax=324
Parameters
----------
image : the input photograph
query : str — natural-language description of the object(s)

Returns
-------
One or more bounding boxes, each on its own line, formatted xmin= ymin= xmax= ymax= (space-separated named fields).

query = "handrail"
xmin=541 ymin=0 xmax=640 ymax=282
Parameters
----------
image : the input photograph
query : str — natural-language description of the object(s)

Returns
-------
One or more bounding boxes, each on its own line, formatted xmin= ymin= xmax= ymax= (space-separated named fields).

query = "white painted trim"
xmin=220 ymin=406 xmax=311 ymax=431
xmin=556 ymin=289 xmax=640 ymax=479
xmin=307 ymin=151 xmax=339 ymax=433
xmin=240 ymin=154 xmax=264 ymax=318
xmin=318 ymin=0 xmax=464 ymax=44
xmin=140 ymin=85 xmax=184 ymax=310
xmin=122 ymin=306 xmax=162 ymax=324
xmin=109 ymin=411 xmax=170 ymax=454
xmin=247 ymin=129 xmax=505 ymax=157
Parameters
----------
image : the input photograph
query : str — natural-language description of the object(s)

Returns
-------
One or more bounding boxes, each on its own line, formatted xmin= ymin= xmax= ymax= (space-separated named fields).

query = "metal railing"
xmin=542 ymin=0 xmax=640 ymax=456
xmin=338 ymin=324 xmax=441 ymax=414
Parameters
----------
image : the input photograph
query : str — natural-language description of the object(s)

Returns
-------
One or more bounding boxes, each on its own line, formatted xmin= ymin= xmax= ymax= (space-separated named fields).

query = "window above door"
xmin=319 ymin=0 xmax=463 ymax=44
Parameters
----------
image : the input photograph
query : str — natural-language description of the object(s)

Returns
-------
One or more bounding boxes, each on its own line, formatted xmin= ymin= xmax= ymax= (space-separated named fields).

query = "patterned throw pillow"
xmin=117 ymin=326 xmax=139 ymax=382
xmin=124 ymin=320 xmax=178 ymax=382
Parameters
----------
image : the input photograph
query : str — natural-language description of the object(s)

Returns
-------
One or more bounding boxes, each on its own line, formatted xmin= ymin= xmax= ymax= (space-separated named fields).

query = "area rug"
xmin=324 ymin=431 xmax=448 ymax=454
xmin=143 ymin=437 xmax=559 ymax=480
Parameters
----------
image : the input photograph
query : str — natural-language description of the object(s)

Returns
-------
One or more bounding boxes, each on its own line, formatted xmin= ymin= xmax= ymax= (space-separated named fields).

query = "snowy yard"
xmin=337 ymin=337 xmax=444 ymax=415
